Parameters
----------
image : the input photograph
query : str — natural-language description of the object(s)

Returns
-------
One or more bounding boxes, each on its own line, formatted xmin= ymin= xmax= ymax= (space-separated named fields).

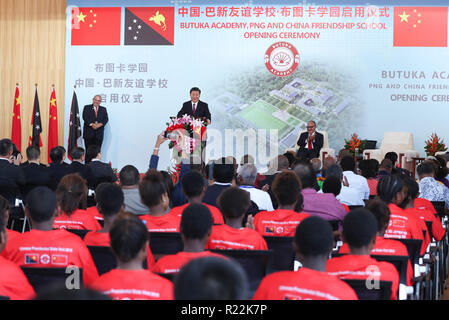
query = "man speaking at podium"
xmin=177 ymin=87 xmax=211 ymax=125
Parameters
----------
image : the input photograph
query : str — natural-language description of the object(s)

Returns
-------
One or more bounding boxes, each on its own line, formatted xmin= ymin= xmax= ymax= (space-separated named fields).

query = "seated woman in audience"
xmin=253 ymin=171 xmax=310 ymax=237
xmin=253 ymin=216 xmax=358 ymax=300
xmin=0 ymin=196 xmax=21 ymax=258
xmin=85 ymin=184 xmax=106 ymax=223
xmin=5 ymin=187 xmax=99 ymax=286
xmin=90 ymin=214 xmax=172 ymax=300
xmin=83 ymin=184 xmax=155 ymax=268
xmin=377 ymin=175 xmax=429 ymax=255
xmin=169 ymin=170 xmax=224 ymax=225
xmin=358 ymin=159 xmax=379 ymax=197
xmin=53 ymin=174 xmax=102 ymax=231
xmin=338 ymin=200 xmax=414 ymax=286
xmin=326 ymin=209 xmax=400 ymax=300
xmin=206 ymin=187 xmax=267 ymax=250
xmin=138 ymin=170 xmax=181 ymax=232
xmin=152 ymin=204 xmax=225 ymax=274
xmin=0 ymin=197 xmax=35 ymax=300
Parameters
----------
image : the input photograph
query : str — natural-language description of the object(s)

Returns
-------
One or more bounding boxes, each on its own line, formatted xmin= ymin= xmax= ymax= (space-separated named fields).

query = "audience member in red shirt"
xmin=5 ymin=187 xmax=99 ymax=286
xmin=53 ymin=174 xmax=101 ymax=231
xmin=377 ymin=175 xmax=429 ymax=255
xmin=414 ymin=198 xmax=437 ymax=214
xmin=139 ymin=170 xmax=181 ymax=232
xmin=401 ymin=177 xmax=446 ymax=242
xmin=326 ymin=209 xmax=400 ymax=300
xmin=253 ymin=216 xmax=358 ymax=300
xmin=175 ymin=256 xmax=250 ymax=299
xmin=253 ymin=171 xmax=310 ymax=237
xmin=0 ymin=197 xmax=21 ymax=259
xmin=90 ymin=214 xmax=173 ymax=300
xmin=338 ymin=200 xmax=414 ymax=286
xmin=0 ymin=196 xmax=35 ymax=300
xmin=207 ymin=187 xmax=267 ymax=250
xmin=169 ymin=170 xmax=224 ymax=225
xmin=152 ymin=204 xmax=225 ymax=274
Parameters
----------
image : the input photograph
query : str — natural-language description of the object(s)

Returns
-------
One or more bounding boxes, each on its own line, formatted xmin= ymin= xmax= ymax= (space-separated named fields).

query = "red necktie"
xmin=308 ymin=137 xmax=312 ymax=150
xmin=192 ymin=103 xmax=196 ymax=115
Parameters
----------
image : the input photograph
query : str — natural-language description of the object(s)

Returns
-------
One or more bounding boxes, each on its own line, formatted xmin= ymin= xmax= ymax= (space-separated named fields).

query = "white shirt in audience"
xmin=239 ymin=185 xmax=274 ymax=212
xmin=337 ymin=185 xmax=365 ymax=206
xmin=342 ymin=170 xmax=370 ymax=200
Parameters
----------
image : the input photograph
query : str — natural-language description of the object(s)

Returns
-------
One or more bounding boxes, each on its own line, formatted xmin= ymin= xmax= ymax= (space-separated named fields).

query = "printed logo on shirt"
xmin=40 ymin=254 xmax=50 ymax=264
xmin=25 ymin=254 xmax=39 ymax=264
xmin=265 ymin=226 xmax=275 ymax=234
xmin=276 ymin=226 xmax=284 ymax=234
xmin=284 ymin=294 xmax=301 ymax=300
xmin=52 ymin=254 xmax=68 ymax=265
xmin=392 ymin=220 xmax=406 ymax=228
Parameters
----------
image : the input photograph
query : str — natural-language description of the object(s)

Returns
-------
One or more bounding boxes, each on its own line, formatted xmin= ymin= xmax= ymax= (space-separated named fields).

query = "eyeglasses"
xmin=306 ymin=126 xmax=315 ymax=129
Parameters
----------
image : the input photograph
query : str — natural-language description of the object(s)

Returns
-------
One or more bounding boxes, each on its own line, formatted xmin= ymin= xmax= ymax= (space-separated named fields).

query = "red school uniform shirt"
xmin=326 ymin=254 xmax=400 ymax=300
xmin=53 ymin=209 xmax=102 ymax=231
xmin=139 ymin=213 xmax=181 ymax=232
xmin=0 ymin=256 xmax=35 ymax=300
xmin=253 ymin=209 xmax=310 ymax=237
xmin=206 ymin=224 xmax=268 ymax=250
xmin=252 ymin=267 xmax=358 ymax=300
xmin=4 ymin=229 xmax=99 ymax=286
xmin=338 ymin=236 xmax=413 ymax=286
xmin=414 ymin=198 xmax=437 ymax=214
xmin=385 ymin=204 xmax=429 ymax=255
xmin=85 ymin=206 xmax=104 ymax=222
xmin=407 ymin=207 xmax=446 ymax=241
xmin=83 ymin=231 xmax=155 ymax=269
xmin=152 ymin=251 xmax=226 ymax=274
xmin=90 ymin=269 xmax=173 ymax=300
xmin=169 ymin=203 xmax=224 ymax=225
xmin=1 ymin=228 xmax=21 ymax=258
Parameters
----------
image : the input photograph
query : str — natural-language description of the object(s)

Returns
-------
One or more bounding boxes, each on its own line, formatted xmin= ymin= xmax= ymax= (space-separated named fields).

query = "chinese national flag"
xmin=71 ymin=7 xmax=121 ymax=45
xmin=47 ymin=88 xmax=58 ymax=162
xmin=394 ymin=7 xmax=448 ymax=47
xmin=11 ymin=86 xmax=22 ymax=152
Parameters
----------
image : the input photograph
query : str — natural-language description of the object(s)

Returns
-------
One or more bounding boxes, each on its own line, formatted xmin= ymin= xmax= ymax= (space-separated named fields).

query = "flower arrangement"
xmin=164 ymin=115 xmax=208 ymax=156
xmin=424 ymin=133 xmax=447 ymax=156
xmin=168 ymin=162 xmax=182 ymax=185
xmin=344 ymin=133 xmax=367 ymax=156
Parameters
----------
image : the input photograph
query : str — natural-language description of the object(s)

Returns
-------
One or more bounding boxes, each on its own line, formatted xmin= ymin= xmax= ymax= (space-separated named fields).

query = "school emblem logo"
xmin=264 ymin=42 xmax=299 ymax=77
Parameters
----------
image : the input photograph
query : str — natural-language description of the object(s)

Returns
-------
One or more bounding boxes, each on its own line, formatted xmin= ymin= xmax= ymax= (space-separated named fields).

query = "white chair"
xmin=286 ymin=130 xmax=335 ymax=162
xmin=363 ymin=132 xmax=420 ymax=171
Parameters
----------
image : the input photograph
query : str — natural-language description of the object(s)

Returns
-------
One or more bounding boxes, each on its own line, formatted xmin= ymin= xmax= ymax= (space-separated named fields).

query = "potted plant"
xmin=424 ymin=133 xmax=447 ymax=156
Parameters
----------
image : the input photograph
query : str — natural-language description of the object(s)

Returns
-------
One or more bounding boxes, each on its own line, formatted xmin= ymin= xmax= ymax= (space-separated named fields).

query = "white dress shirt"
xmin=239 ymin=185 xmax=274 ymax=211
xmin=343 ymin=170 xmax=370 ymax=200
xmin=337 ymin=185 xmax=365 ymax=206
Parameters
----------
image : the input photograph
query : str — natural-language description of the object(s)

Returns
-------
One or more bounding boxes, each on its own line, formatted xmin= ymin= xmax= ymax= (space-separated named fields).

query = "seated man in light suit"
xmin=297 ymin=121 xmax=324 ymax=160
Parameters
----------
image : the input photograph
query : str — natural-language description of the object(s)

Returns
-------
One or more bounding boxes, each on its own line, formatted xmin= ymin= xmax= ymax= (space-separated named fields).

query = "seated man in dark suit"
xmin=20 ymin=145 xmax=51 ymax=197
xmin=86 ymin=145 xmax=117 ymax=185
xmin=69 ymin=147 xmax=96 ymax=189
xmin=0 ymin=139 xmax=26 ymax=204
xmin=177 ymin=87 xmax=211 ymax=125
xmin=48 ymin=146 xmax=72 ymax=191
xmin=296 ymin=121 xmax=324 ymax=160
xmin=202 ymin=157 xmax=235 ymax=207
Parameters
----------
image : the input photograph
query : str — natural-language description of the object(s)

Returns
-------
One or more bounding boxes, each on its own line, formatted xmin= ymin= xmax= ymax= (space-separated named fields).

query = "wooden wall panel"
xmin=0 ymin=0 xmax=66 ymax=164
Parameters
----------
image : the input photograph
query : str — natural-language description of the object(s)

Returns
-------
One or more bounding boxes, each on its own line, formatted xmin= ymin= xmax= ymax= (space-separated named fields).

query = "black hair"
xmin=322 ymin=175 xmax=342 ymax=197
xmin=110 ymin=214 xmax=148 ymax=263
xmin=49 ymin=146 xmax=64 ymax=163
xmin=182 ymin=170 xmax=205 ymax=198
xmin=0 ymin=195 xmax=8 ymax=232
xmin=369 ymin=159 xmax=380 ymax=175
xmin=180 ymin=203 xmax=212 ymax=239
xmin=283 ymin=152 xmax=296 ymax=168
xmin=417 ymin=161 xmax=435 ymax=176
xmin=295 ymin=216 xmax=334 ymax=256
xmin=212 ymin=158 xmax=235 ymax=183
xmin=69 ymin=147 xmax=85 ymax=160
xmin=377 ymin=174 xmax=403 ymax=204
xmin=399 ymin=176 xmax=420 ymax=209
xmin=340 ymin=156 xmax=356 ymax=172
xmin=217 ymin=187 xmax=250 ymax=219
xmin=379 ymin=159 xmax=393 ymax=171
xmin=0 ymin=139 xmax=13 ymax=157
xmin=272 ymin=171 xmax=302 ymax=206
xmin=119 ymin=165 xmax=140 ymax=186
xmin=293 ymin=163 xmax=316 ymax=189
xmin=342 ymin=208 xmax=378 ymax=248
xmin=96 ymin=183 xmax=124 ymax=217
xmin=26 ymin=187 xmax=58 ymax=223
xmin=160 ymin=170 xmax=174 ymax=199
xmin=85 ymin=145 xmax=101 ymax=164
xmin=174 ymin=256 xmax=249 ymax=300
xmin=139 ymin=170 xmax=166 ymax=208
xmin=325 ymin=164 xmax=343 ymax=179
xmin=190 ymin=87 xmax=201 ymax=94
xmin=358 ymin=159 xmax=376 ymax=179
xmin=56 ymin=174 xmax=87 ymax=215
xmin=26 ymin=145 xmax=40 ymax=161
xmin=384 ymin=152 xmax=398 ymax=166
xmin=366 ymin=199 xmax=391 ymax=233
xmin=435 ymin=156 xmax=449 ymax=179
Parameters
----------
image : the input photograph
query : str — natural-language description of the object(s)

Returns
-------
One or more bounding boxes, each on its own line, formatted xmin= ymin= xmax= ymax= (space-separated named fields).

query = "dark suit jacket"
xmin=20 ymin=163 xmax=51 ymax=196
xmin=202 ymin=183 xmax=232 ymax=207
xmin=70 ymin=161 xmax=96 ymax=189
xmin=297 ymin=131 xmax=324 ymax=156
xmin=48 ymin=162 xmax=73 ymax=191
xmin=88 ymin=160 xmax=117 ymax=184
xmin=177 ymin=100 xmax=211 ymax=121
xmin=0 ymin=159 xmax=26 ymax=202
xmin=82 ymin=104 xmax=109 ymax=140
